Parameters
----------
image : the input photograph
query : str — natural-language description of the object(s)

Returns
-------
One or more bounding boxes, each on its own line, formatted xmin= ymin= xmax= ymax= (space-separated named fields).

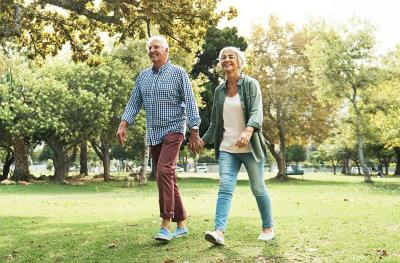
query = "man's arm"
xmin=180 ymin=70 xmax=202 ymax=154
xmin=116 ymin=77 xmax=143 ymax=146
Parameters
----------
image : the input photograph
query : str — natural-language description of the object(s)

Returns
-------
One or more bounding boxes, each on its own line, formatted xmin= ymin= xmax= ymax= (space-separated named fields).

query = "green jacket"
xmin=202 ymin=74 xmax=267 ymax=162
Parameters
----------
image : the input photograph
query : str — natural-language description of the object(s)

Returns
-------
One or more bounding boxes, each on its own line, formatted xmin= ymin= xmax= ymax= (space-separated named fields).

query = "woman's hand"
xmin=235 ymin=127 xmax=254 ymax=148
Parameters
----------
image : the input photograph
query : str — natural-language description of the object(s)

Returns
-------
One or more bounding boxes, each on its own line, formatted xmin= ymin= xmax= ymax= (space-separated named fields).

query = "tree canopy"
xmin=0 ymin=0 xmax=237 ymax=62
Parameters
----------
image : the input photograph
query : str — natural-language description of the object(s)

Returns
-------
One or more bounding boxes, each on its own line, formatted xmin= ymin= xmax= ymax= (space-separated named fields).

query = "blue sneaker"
xmin=154 ymin=227 xmax=172 ymax=242
xmin=172 ymin=227 xmax=188 ymax=238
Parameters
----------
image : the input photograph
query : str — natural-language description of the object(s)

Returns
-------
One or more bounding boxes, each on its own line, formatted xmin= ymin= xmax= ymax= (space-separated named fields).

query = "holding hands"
xmin=188 ymin=129 xmax=205 ymax=154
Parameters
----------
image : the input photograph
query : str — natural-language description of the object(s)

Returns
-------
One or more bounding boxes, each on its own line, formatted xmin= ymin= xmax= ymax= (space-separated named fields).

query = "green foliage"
xmin=36 ymin=145 xmax=54 ymax=162
xmin=286 ymin=144 xmax=306 ymax=164
xmin=197 ymin=148 xmax=217 ymax=163
xmin=192 ymin=26 xmax=247 ymax=85
xmin=307 ymin=19 xmax=377 ymax=100
xmin=0 ymin=0 xmax=237 ymax=62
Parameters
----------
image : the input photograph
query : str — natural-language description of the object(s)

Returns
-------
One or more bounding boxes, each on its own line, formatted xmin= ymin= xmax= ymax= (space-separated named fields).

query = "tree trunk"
xmin=383 ymin=156 xmax=389 ymax=175
xmin=352 ymin=97 xmax=371 ymax=183
xmin=1 ymin=148 xmax=14 ymax=181
xmin=139 ymin=136 xmax=149 ymax=185
xmin=102 ymin=143 xmax=111 ymax=182
xmin=276 ymin=122 xmax=287 ymax=180
xmin=333 ymin=163 xmax=336 ymax=175
xmin=90 ymin=139 xmax=111 ymax=181
xmin=341 ymin=157 xmax=351 ymax=175
xmin=341 ymin=158 xmax=347 ymax=174
xmin=51 ymin=144 xmax=77 ymax=182
xmin=79 ymin=141 xmax=88 ymax=176
xmin=263 ymin=134 xmax=286 ymax=180
xmin=53 ymin=151 xmax=70 ymax=181
xmin=12 ymin=136 xmax=30 ymax=181
xmin=394 ymin=147 xmax=400 ymax=176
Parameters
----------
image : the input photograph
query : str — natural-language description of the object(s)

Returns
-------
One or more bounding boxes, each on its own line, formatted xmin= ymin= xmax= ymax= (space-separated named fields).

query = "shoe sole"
xmin=154 ymin=237 xmax=171 ymax=242
xmin=204 ymin=233 xmax=224 ymax=245
xmin=173 ymin=233 xmax=188 ymax=238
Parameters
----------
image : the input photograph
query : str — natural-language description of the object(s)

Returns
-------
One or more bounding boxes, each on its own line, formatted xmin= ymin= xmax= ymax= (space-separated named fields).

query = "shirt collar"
xmin=152 ymin=60 xmax=171 ymax=73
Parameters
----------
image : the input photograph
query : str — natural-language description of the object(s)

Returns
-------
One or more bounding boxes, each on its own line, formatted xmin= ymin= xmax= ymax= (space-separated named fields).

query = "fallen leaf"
xmin=164 ymin=259 xmax=175 ymax=263
xmin=108 ymin=242 xmax=117 ymax=249
xmin=376 ymin=249 xmax=387 ymax=257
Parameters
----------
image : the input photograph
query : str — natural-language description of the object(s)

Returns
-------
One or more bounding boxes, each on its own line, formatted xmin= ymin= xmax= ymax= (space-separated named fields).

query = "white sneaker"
xmin=204 ymin=230 xmax=225 ymax=245
xmin=257 ymin=230 xmax=275 ymax=241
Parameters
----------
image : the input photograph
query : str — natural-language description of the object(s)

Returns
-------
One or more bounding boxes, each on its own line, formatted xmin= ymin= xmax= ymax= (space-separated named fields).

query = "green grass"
xmin=0 ymin=173 xmax=399 ymax=263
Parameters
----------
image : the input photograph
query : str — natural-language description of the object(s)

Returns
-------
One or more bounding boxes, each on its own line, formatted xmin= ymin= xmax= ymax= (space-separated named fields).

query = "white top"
xmin=220 ymin=93 xmax=251 ymax=153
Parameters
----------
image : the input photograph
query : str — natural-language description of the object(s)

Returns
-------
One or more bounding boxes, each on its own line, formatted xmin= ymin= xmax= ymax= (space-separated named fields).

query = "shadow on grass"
xmin=0 ymin=216 xmax=287 ymax=263
xmin=178 ymin=176 xmax=400 ymax=196
xmin=0 ymin=180 xmax=158 ymax=195
xmin=365 ymin=180 xmax=400 ymax=195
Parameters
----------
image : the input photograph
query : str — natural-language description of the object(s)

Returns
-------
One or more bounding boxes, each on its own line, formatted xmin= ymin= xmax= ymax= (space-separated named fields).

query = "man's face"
xmin=148 ymin=40 xmax=168 ymax=66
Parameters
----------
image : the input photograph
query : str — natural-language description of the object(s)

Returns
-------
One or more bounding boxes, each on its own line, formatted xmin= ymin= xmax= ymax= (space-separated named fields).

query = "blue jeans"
xmin=215 ymin=151 xmax=274 ymax=231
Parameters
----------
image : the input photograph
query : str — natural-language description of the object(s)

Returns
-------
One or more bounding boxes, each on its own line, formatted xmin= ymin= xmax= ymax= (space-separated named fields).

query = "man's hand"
xmin=116 ymin=121 xmax=128 ymax=146
xmin=235 ymin=126 xmax=254 ymax=148
xmin=188 ymin=129 xmax=202 ymax=154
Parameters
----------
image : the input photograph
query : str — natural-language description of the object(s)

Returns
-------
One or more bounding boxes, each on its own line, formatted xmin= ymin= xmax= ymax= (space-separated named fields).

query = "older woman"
xmin=200 ymin=47 xmax=274 ymax=245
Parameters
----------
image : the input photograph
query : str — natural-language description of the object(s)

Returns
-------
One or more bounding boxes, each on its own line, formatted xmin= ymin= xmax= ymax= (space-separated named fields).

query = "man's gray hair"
xmin=146 ymin=35 xmax=169 ymax=50
xmin=218 ymin=46 xmax=246 ymax=70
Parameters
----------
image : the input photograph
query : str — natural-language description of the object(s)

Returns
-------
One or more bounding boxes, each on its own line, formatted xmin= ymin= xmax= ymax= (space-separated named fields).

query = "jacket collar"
xmin=222 ymin=73 xmax=245 ymax=90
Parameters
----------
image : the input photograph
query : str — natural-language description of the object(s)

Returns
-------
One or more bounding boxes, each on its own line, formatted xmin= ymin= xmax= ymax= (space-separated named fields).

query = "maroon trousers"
xmin=150 ymin=133 xmax=186 ymax=222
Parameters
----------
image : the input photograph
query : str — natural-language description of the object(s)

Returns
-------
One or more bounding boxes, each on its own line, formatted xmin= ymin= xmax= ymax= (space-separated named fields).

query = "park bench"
xmin=285 ymin=165 xmax=305 ymax=180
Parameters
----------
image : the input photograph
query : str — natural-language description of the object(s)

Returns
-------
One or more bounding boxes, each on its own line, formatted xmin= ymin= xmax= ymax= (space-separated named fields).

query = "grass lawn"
xmin=0 ymin=173 xmax=399 ymax=263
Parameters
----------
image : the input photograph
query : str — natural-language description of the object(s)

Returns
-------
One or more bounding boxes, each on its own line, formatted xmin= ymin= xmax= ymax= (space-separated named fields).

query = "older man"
xmin=117 ymin=36 xmax=202 ymax=242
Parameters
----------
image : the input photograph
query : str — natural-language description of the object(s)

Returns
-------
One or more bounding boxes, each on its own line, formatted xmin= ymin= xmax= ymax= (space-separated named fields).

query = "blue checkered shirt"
xmin=121 ymin=60 xmax=201 ymax=146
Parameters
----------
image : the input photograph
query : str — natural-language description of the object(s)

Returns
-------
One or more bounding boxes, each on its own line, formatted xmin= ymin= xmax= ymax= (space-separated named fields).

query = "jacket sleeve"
xmin=246 ymin=78 xmax=263 ymax=130
xmin=201 ymin=86 xmax=219 ymax=144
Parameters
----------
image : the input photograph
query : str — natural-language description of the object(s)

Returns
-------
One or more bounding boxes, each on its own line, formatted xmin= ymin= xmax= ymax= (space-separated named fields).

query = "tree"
xmin=0 ymin=125 xmax=14 ymax=181
xmin=9 ymin=62 xmax=111 ymax=181
xmin=286 ymin=144 xmax=306 ymax=165
xmin=0 ymin=0 xmax=236 ymax=62
xmin=246 ymin=16 xmax=334 ymax=179
xmin=71 ymin=57 xmax=133 ymax=181
xmin=307 ymin=19 xmax=377 ymax=182
xmin=192 ymin=26 xmax=247 ymax=86
xmin=0 ymin=66 xmax=32 ymax=181
xmin=366 ymin=46 xmax=400 ymax=176
xmin=79 ymin=141 xmax=88 ymax=176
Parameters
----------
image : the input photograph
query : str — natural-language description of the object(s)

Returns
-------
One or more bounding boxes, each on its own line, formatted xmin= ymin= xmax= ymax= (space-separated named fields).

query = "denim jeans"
xmin=215 ymin=151 xmax=274 ymax=231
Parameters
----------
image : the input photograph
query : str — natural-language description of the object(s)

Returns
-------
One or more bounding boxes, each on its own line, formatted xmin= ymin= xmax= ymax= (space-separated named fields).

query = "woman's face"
xmin=220 ymin=50 xmax=240 ymax=74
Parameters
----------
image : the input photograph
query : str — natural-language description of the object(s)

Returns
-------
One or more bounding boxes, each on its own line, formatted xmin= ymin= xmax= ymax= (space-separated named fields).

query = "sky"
xmin=217 ymin=0 xmax=400 ymax=54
